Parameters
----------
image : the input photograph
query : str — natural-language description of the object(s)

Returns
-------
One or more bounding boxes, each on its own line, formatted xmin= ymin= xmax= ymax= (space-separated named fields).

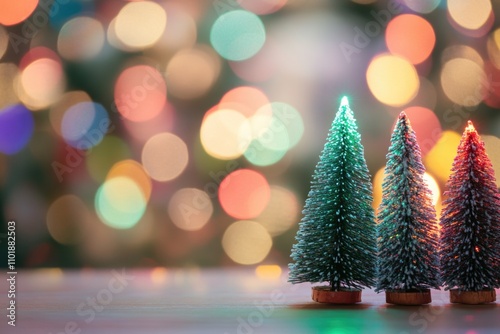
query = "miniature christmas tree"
xmin=376 ymin=112 xmax=440 ymax=305
xmin=440 ymin=121 xmax=500 ymax=304
xmin=289 ymin=96 xmax=377 ymax=304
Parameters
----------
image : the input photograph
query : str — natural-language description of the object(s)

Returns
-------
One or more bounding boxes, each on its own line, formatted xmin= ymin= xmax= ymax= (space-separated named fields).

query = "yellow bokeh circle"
xmin=366 ymin=54 xmax=419 ymax=107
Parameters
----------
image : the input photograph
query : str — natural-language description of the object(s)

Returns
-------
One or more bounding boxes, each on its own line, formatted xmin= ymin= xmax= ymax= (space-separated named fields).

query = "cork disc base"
xmin=311 ymin=286 xmax=361 ymax=304
xmin=386 ymin=289 xmax=431 ymax=305
xmin=450 ymin=289 xmax=496 ymax=305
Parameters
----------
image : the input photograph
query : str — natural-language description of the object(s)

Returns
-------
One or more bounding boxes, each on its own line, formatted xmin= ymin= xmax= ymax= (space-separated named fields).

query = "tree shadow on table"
xmin=289 ymin=302 xmax=373 ymax=310
xmin=448 ymin=303 xmax=498 ymax=309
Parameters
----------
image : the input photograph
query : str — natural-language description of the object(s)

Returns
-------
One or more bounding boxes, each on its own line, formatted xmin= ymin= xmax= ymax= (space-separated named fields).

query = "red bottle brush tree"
xmin=440 ymin=121 xmax=500 ymax=304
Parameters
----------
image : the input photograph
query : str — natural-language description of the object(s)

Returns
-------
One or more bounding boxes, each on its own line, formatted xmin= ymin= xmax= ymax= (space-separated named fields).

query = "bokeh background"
xmin=1 ymin=0 xmax=500 ymax=271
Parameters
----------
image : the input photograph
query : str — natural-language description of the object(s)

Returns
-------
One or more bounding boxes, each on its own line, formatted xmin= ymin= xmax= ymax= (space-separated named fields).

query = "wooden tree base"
xmin=385 ymin=289 xmax=431 ymax=305
xmin=311 ymin=286 xmax=361 ymax=304
xmin=450 ymin=289 xmax=496 ymax=304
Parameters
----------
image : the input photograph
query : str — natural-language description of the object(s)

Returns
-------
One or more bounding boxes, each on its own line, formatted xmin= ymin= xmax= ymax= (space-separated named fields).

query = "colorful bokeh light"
xmin=269 ymin=102 xmax=304 ymax=149
xmin=0 ymin=104 xmax=35 ymax=154
xmin=442 ymin=44 xmax=484 ymax=66
xmin=18 ymin=57 xmax=65 ymax=110
xmin=219 ymin=86 xmax=270 ymax=118
xmin=57 ymin=17 xmax=105 ymax=61
xmin=0 ymin=63 xmax=19 ymax=109
xmin=200 ymin=109 xmax=252 ymax=160
xmin=166 ymin=46 xmax=221 ymax=100
xmin=159 ymin=3 xmax=197 ymax=51
xmin=46 ymin=195 xmax=89 ymax=245
xmin=424 ymin=130 xmax=462 ymax=183
xmin=50 ymin=91 xmax=92 ymax=137
xmin=0 ymin=26 xmax=8 ymax=60
xmin=482 ymin=135 xmax=500 ymax=188
xmin=168 ymin=188 xmax=213 ymax=231
xmin=222 ymin=220 xmax=272 ymax=265
xmin=423 ymin=172 xmax=440 ymax=205
xmin=114 ymin=1 xmax=167 ymax=50
xmin=202 ymin=95 xmax=303 ymax=166
xmin=122 ymin=102 xmax=175 ymax=143
xmin=150 ymin=267 xmax=169 ymax=285
xmin=372 ymin=167 xmax=385 ymax=213
xmin=256 ymin=185 xmax=299 ymax=236
xmin=95 ymin=176 xmax=147 ymax=229
xmin=0 ymin=0 xmax=38 ymax=26
xmin=404 ymin=0 xmax=441 ymax=14
xmin=487 ymin=28 xmax=500 ymax=69
xmin=49 ymin=0 xmax=95 ymax=29
xmin=448 ymin=0 xmax=492 ymax=31
xmin=244 ymin=113 xmax=289 ymax=166
xmin=60 ymin=102 xmax=109 ymax=150
xmin=107 ymin=160 xmax=152 ymax=201
xmin=239 ymin=0 xmax=287 ymax=15
xmin=441 ymin=58 xmax=487 ymax=107
xmin=19 ymin=46 xmax=61 ymax=70
xmin=141 ymin=132 xmax=189 ymax=182
xmin=114 ymin=65 xmax=167 ymax=123
xmin=366 ymin=54 xmax=419 ymax=107
xmin=210 ymin=10 xmax=266 ymax=61
xmin=386 ymin=14 xmax=435 ymax=64
xmin=219 ymin=169 xmax=271 ymax=219
xmin=107 ymin=18 xmax=130 ymax=52
xmin=255 ymin=265 xmax=282 ymax=280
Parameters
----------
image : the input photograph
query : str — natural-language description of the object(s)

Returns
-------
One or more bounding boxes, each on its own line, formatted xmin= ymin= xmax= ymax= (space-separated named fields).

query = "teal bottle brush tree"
xmin=376 ymin=111 xmax=440 ymax=305
xmin=439 ymin=121 xmax=500 ymax=304
xmin=289 ymin=96 xmax=377 ymax=304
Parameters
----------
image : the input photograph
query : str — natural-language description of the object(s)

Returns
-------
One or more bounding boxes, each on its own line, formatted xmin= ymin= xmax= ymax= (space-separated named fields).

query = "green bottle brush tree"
xmin=376 ymin=111 xmax=440 ymax=305
xmin=289 ymin=97 xmax=377 ymax=304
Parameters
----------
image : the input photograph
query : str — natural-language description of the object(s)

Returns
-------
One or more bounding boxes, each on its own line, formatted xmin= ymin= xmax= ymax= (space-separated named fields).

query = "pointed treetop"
xmin=395 ymin=111 xmax=412 ymax=132
xmin=340 ymin=96 xmax=349 ymax=108
xmin=465 ymin=120 xmax=476 ymax=134
xmin=337 ymin=96 xmax=354 ymax=120
xmin=440 ymin=117 xmax=500 ymax=291
xmin=377 ymin=108 xmax=440 ymax=292
xmin=288 ymin=94 xmax=377 ymax=290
